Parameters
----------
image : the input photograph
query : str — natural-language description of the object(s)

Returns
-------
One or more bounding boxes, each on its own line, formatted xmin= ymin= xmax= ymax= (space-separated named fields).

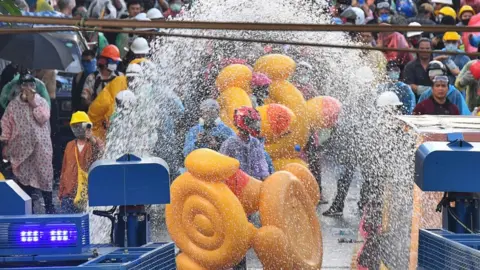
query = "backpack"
xmin=92 ymin=70 xmax=120 ymax=100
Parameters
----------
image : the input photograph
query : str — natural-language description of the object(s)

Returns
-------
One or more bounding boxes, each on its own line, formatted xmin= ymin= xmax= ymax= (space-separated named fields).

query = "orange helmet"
xmin=100 ymin=45 xmax=121 ymax=61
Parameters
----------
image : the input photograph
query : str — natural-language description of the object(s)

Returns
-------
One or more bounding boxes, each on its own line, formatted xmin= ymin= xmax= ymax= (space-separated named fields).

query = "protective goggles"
xmin=432 ymin=75 xmax=449 ymax=83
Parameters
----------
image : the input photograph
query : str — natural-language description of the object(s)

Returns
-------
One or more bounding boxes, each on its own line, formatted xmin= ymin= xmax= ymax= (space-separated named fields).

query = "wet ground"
xmin=31 ymin=157 xmax=362 ymax=270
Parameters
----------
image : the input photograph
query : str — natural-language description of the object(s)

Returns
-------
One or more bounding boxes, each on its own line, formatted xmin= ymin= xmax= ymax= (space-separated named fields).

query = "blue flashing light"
xmin=17 ymin=225 xmax=78 ymax=245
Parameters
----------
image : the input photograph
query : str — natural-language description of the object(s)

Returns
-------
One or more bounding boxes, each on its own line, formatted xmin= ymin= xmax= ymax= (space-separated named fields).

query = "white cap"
xmin=406 ymin=22 xmax=423 ymax=38
xmin=126 ymin=63 xmax=142 ymax=77
xmin=130 ymin=37 xmax=150 ymax=54
xmin=147 ymin=8 xmax=164 ymax=19
xmin=134 ymin=13 xmax=148 ymax=20
xmin=432 ymin=0 xmax=453 ymax=4
xmin=377 ymin=91 xmax=403 ymax=107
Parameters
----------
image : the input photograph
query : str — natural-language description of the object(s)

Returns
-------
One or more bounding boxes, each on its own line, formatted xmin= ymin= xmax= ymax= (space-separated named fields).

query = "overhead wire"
xmin=2 ymin=26 xmax=480 ymax=57
xmin=3 ymin=14 xmax=480 ymax=32
xmin=2 ymin=16 xmax=480 ymax=56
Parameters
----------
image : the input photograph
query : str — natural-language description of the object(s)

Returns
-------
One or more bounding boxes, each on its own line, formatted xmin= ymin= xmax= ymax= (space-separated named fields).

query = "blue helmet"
xmin=396 ymin=0 xmax=416 ymax=18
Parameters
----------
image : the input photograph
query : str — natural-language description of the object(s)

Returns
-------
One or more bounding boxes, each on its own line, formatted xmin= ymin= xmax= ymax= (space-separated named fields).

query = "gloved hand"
xmin=417 ymin=85 xmax=429 ymax=95
xmin=459 ymin=71 xmax=476 ymax=87
xmin=445 ymin=59 xmax=459 ymax=71
xmin=472 ymin=107 xmax=479 ymax=116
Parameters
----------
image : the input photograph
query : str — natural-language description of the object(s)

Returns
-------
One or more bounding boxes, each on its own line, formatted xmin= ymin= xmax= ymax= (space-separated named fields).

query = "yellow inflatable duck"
xmin=166 ymin=149 xmax=322 ymax=270
xmin=215 ymin=54 xmax=341 ymax=170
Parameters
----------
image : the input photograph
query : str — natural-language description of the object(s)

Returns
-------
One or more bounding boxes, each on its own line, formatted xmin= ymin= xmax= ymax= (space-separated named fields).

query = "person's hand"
xmin=25 ymin=89 xmax=36 ymax=107
xmin=432 ymin=36 xmax=441 ymax=46
xmin=434 ymin=55 xmax=449 ymax=61
xmin=472 ymin=107 xmax=479 ymax=116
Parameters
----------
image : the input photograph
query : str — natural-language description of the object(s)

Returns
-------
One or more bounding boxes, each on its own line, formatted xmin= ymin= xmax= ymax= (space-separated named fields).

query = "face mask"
xmin=71 ymin=125 xmax=87 ymax=139
xmin=378 ymin=14 xmax=391 ymax=24
xmin=170 ymin=3 xmax=182 ymax=12
xmin=387 ymin=71 xmax=400 ymax=81
xmin=107 ymin=63 xmax=117 ymax=71
xmin=436 ymin=14 xmax=443 ymax=23
xmin=82 ymin=59 xmax=97 ymax=75
xmin=445 ymin=43 xmax=457 ymax=52
xmin=462 ymin=18 xmax=471 ymax=26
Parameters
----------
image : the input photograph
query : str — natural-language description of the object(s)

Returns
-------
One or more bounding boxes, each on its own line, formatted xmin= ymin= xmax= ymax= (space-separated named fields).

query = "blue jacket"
xmin=378 ymin=82 xmax=416 ymax=115
xmin=183 ymin=119 xmax=235 ymax=157
xmin=418 ymin=84 xmax=471 ymax=115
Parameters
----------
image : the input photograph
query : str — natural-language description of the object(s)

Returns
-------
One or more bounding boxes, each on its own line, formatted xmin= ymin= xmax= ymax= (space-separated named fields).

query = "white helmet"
xmin=147 ymin=8 xmax=164 ymax=19
xmin=126 ymin=63 xmax=142 ymax=77
xmin=130 ymin=37 xmax=150 ymax=55
xmin=377 ymin=91 xmax=403 ymax=107
xmin=432 ymin=0 xmax=453 ymax=5
xmin=406 ymin=22 xmax=423 ymax=38
xmin=351 ymin=7 xmax=365 ymax=25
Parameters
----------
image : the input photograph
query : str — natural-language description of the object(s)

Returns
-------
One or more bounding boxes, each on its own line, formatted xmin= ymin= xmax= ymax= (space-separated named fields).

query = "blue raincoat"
xmin=377 ymin=81 xmax=416 ymax=115
xmin=183 ymin=119 xmax=235 ymax=157
xmin=418 ymin=84 xmax=471 ymax=115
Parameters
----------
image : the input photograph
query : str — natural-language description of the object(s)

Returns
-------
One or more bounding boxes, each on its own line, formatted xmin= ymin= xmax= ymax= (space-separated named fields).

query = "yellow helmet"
xmin=439 ymin=6 xmax=457 ymax=19
xmin=443 ymin=31 xmax=461 ymax=41
xmin=459 ymin=5 xmax=475 ymax=19
xmin=70 ymin=111 xmax=92 ymax=125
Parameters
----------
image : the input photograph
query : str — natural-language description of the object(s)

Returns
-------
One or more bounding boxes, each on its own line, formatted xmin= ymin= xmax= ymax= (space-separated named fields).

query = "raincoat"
xmin=377 ymin=32 xmax=414 ymax=67
xmin=0 ymin=75 xmax=51 ymax=109
xmin=418 ymin=84 xmax=471 ymax=115
xmin=1 ymin=94 xmax=53 ymax=192
xmin=377 ymin=82 xmax=416 ymax=115
xmin=220 ymin=135 xmax=269 ymax=180
xmin=433 ymin=49 xmax=471 ymax=86
xmin=87 ymin=58 xmax=146 ymax=141
xmin=183 ymin=118 xmax=235 ymax=157
xmin=455 ymin=60 xmax=480 ymax=111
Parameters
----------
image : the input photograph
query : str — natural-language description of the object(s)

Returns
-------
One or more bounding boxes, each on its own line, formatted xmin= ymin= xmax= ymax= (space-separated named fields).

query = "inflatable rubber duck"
xmin=166 ymin=149 xmax=322 ymax=270
xmin=215 ymin=54 xmax=341 ymax=170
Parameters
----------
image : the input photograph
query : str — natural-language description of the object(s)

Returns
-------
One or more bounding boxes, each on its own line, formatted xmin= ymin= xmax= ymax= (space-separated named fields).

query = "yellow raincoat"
xmin=87 ymin=58 xmax=147 ymax=141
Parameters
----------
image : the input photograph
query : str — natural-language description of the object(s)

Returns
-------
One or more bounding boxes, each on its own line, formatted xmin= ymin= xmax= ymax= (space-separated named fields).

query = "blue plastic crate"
xmin=418 ymin=229 xmax=480 ymax=270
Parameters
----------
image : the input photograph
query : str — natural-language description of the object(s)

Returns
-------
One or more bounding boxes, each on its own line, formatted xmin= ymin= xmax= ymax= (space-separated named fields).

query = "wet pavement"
xmin=30 ymin=158 xmax=362 ymax=270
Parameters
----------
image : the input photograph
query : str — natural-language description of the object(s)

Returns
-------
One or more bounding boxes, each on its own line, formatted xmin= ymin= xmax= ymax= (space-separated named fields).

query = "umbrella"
xmin=0 ymin=32 xmax=74 ymax=70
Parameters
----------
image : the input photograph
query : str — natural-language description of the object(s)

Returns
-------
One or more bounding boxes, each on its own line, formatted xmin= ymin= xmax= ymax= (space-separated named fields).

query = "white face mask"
xmin=445 ymin=43 xmax=457 ymax=52
xmin=107 ymin=64 xmax=118 ymax=71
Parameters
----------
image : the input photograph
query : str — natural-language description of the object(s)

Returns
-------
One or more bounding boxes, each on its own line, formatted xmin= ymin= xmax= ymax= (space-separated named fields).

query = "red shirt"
xmin=413 ymin=97 xmax=460 ymax=115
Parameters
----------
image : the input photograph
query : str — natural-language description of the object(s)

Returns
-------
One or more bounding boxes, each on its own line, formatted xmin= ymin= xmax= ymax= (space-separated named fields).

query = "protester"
xmin=1 ymin=70 xmax=51 ymax=110
xmin=405 ymin=22 xmax=424 ymax=49
xmin=433 ymin=32 xmax=470 ymax=84
xmin=110 ymin=89 xmax=137 ymax=123
xmin=147 ymin=7 xmax=164 ymax=20
xmin=407 ymin=3 xmax=436 ymax=25
xmin=72 ymin=50 xmax=97 ymax=112
xmin=59 ymin=111 xmax=103 ymax=213
xmin=220 ymin=106 xmax=269 ymax=180
xmin=417 ymin=60 xmax=470 ymax=115
xmin=0 ymin=73 xmax=54 ymax=214
xmin=183 ymin=99 xmax=234 ymax=156
xmin=455 ymin=60 xmax=480 ymax=111
xmin=56 ymin=0 xmax=75 ymax=16
xmin=81 ymin=45 xmax=123 ymax=108
xmin=414 ymin=75 xmax=461 ymax=115
xmin=403 ymin=38 xmax=433 ymax=99
xmin=457 ymin=5 xmax=475 ymax=26
xmin=378 ymin=61 xmax=416 ymax=114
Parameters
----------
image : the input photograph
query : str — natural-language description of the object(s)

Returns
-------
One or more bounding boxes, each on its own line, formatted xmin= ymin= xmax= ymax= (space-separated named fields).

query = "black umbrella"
xmin=0 ymin=32 xmax=74 ymax=70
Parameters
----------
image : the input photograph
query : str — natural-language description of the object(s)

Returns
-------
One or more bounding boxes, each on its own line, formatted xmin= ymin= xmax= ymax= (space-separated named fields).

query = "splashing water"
xmin=89 ymin=0 xmax=424 ymax=267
